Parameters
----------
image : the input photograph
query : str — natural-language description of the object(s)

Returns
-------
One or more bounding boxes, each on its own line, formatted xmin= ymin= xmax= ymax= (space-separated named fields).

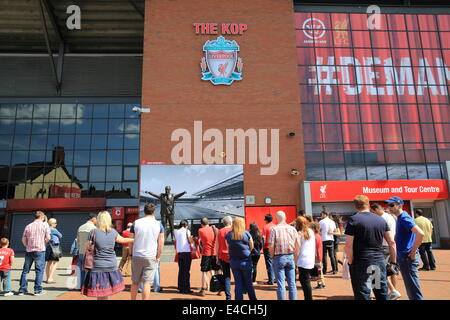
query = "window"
xmin=0 ymin=102 xmax=140 ymax=200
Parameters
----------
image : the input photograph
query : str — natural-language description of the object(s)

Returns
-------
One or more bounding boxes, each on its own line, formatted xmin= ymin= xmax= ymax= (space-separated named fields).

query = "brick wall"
xmin=141 ymin=0 xmax=304 ymax=207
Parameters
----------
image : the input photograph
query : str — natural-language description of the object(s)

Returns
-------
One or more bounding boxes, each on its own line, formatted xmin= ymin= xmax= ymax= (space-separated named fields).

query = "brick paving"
xmin=55 ymin=249 xmax=450 ymax=300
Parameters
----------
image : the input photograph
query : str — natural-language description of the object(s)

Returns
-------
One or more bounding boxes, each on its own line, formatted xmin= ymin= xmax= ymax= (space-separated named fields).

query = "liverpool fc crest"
xmin=200 ymin=36 xmax=243 ymax=85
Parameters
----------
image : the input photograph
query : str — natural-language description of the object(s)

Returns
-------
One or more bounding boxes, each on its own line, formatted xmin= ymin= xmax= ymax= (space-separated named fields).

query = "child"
xmin=0 ymin=238 xmax=15 ymax=296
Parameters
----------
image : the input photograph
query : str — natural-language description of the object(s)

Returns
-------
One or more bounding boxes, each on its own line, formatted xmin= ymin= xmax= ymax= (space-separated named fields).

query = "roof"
xmin=0 ymin=162 xmax=83 ymax=188
xmin=192 ymin=171 xmax=244 ymax=198
xmin=0 ymin=0 xmax=145 ymax=54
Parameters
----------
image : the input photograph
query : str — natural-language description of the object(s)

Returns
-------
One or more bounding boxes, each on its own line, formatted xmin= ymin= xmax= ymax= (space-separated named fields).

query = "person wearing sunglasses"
xmin=385 ymin=196 xmax=425 ymax=300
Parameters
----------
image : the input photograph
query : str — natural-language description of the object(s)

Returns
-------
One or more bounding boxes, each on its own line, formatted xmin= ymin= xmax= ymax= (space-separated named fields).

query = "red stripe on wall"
xmin=6 ymin=198 xmax=106 ymax=212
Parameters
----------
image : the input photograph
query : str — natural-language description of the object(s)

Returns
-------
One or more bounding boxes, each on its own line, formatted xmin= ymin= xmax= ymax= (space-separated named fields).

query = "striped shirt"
xmin=268 ymin=222 xmax=299 ymax=255
xmin=22 ymin=220 xmax=50 ymax=252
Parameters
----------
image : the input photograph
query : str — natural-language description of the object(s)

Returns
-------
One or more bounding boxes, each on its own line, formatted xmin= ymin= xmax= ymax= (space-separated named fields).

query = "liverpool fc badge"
xmin=200 ymin=36 xmax=243 ymax=85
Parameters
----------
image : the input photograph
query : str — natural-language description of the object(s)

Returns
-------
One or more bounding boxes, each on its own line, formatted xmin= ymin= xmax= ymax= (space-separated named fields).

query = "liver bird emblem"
xmin=218 ymin=62 xmax=229 ymax=77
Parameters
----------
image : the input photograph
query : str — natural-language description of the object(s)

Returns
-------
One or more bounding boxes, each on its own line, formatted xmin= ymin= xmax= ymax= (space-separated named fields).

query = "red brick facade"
xmin=141 ymin=0 xmax=304 ymax=208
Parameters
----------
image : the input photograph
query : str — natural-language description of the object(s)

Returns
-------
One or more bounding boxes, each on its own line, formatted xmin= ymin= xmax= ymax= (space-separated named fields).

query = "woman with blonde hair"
xmin=45 ymin=218 xmax=62 ymax=284
xmin=225 ymin=217 xmax=257 ymax=300
xmin=81 ymin=211 xmax=134 ymax=300
xmin=294 ymin=216 xmax=316 ymax=300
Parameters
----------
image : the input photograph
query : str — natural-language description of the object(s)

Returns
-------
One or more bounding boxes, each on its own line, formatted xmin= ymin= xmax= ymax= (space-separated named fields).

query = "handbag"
xmin=50 ymin=243 xmax=62 ymax=259
xmin=190 ymin=238 xmax=201 ymax=260
xmin=386 ymin=262 xmax=400 ymax=276
xmin=82 ymin=229 xmax=96 ymax=271
xmin=209 ymin=274 xmax=225 ymax=292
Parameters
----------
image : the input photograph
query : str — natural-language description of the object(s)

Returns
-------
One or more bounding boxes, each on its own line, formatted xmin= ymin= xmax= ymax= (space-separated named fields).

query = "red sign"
xmin=244 ymin=206 xmax=297 ymax=232
xmin=141 ymin=160 xmax=165 ymax=165
xmin=310 ymin=180 xmax=449 ymax=202
xmin=126 ymin=207 xmax=139 ymax=214
xmin=111 ymin=207 xmax=125 ymax=219
xmin=49 ymin=185 xmax=81 ymax=198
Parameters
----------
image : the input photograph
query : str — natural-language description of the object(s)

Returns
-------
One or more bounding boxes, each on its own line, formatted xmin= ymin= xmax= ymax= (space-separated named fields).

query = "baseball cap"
xmin=384 ymin=196 xmax=404 ymax=205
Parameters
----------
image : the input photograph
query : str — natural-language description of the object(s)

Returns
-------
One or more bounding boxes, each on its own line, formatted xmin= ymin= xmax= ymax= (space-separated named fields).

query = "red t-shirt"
xmin=314 ymin=233 xmax=323 ymax=262
xmin=262 ymin=222 xmax=275 ymax=249
xmin=122 ymin=229 xmax=131 ymax=247
xmin=217 ymin=226 xmax=232 ymax=263
xmin=0 ymin=247 xmax=14 ymax=271
xmin=198 ymin=225 xmax=216 ymax=256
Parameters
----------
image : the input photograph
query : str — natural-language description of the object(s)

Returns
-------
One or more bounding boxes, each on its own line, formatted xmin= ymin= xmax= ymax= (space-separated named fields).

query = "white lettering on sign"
xmin=308 ymin=57 xmax=450 ymax=96
xmin=363 ymin=187 xmax=390 ymax=193
xmin=362 ymin=185 xmax=441 ymax=194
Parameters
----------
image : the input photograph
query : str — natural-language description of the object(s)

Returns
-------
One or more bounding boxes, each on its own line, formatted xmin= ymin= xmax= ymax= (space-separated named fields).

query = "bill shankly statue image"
xmin=144 ymin=186 xmax=187 ymax=241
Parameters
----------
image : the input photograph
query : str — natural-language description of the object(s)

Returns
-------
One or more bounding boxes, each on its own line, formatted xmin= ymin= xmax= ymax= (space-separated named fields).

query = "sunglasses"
xmin=388 ymin=203 xmax=396 ymax=207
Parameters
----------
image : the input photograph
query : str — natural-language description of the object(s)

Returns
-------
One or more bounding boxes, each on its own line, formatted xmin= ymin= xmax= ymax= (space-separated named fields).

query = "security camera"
xmin=290 ymin=169 xmax=300 ymax=176
xmin=288 ymin=132 xmax=296 ymax=137
xmin=132 ymin=106 xmax=151 ymax=113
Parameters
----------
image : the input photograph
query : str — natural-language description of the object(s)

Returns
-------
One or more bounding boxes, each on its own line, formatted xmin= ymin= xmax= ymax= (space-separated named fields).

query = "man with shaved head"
xmin=268 ymin=211 xmax=300 ymax=300
xmin=216 ymin=216 xmax=233 ymax=299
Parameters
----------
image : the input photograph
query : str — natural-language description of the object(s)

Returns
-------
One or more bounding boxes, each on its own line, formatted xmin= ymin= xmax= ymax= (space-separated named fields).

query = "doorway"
xmin=414 ymin=205 xmax=440 ymax=248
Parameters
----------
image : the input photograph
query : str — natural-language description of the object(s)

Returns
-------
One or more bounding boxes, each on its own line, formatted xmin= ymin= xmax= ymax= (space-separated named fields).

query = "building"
xmin=1 ymin=0 xmax=449 ymax=250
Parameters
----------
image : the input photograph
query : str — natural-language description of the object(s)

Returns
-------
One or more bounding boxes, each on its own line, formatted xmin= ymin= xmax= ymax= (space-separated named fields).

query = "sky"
xmin=140 ymin=164 xmax=243 ymax=197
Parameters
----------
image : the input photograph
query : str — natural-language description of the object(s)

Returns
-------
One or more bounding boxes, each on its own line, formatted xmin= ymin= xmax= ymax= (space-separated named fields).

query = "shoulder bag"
xmin=50 ymin=243 xmax=62 ymax=259
xmin=82 ymin=229 xmax=96 ymax=271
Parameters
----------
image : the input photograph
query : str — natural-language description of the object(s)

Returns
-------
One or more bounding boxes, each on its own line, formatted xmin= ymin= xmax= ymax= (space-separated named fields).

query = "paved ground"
xmin=2 ymin=248 xmax=449 ymax=300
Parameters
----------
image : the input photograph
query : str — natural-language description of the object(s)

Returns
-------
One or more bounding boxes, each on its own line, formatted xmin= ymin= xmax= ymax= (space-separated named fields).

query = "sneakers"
xmin=17 ymin=291 xmax=27 ymax=296
xmin=313 ymin=284 xmax=325 ymax=290
xmin=33 ymin=291 xmax=46 ymax=296
xmin=419 ymin=267 xmax=430 ymax=271
xmin=388 ymin=290 xmax=402 ymax=300
xmin=3 ymin=292 xmax=13 ymax=297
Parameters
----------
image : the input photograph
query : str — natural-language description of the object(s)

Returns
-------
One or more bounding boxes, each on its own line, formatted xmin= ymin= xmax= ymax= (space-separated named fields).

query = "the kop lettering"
xmin=194 ymin=23 xmax=248 ymax=35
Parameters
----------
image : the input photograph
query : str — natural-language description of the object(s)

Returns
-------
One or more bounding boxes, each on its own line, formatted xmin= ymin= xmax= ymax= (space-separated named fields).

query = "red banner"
xmin=296 ymin=13 xmax=450 ymax=152
xmin=310 ymin=179 xmax=449 ymax=202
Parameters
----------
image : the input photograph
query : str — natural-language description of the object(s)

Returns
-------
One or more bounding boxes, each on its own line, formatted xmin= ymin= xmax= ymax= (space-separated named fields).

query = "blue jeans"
xmin=153 ymin=261 xmax=160 ymax=291
xmin=263 ymin=248 xmax=274 ymax=283
xmin=19 ymin=251 xmax=46 ymax=294
xmin=220 ymin=259 xmax=232 ymax=300
xmin=230 ymin=258 xmax=257 ymax=300
xmin=0 ymin=270 xmax=12 ymax=292
xmin=139 ymin=261 xmax=160 ymax=292
xmin=349 ymin=260 xmax=388 ymax=300
xmin=398 ymin=253 xmax=424 ymax=300
xmin=273 ymin=254 xmax=297 ymax=300
xmin=77 ymin=253 xmax=86 ymax=289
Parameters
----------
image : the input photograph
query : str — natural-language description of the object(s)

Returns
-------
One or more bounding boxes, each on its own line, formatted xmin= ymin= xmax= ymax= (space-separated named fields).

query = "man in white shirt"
xmin=370 ymin=203 xmax=401 ymax=300
xmin=129 ymin=203 xmax=164 ymax=300
xmin=318 ymin=211 xmax=338 ymax=274
xmin=76 ymin=213 xmax=97 ymax=289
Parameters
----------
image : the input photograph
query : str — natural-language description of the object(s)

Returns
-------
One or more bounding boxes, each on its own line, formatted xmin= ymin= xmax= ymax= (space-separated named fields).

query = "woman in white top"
xmin=175 ymin=220 xmax=194 ymax=294
xmin=294 ymin=216 xmax=316 ymax=300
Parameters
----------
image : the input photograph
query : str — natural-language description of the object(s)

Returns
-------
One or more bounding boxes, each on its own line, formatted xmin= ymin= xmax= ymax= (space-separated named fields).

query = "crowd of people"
xmin=0 ymin=196 xmax=438 ymax=300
